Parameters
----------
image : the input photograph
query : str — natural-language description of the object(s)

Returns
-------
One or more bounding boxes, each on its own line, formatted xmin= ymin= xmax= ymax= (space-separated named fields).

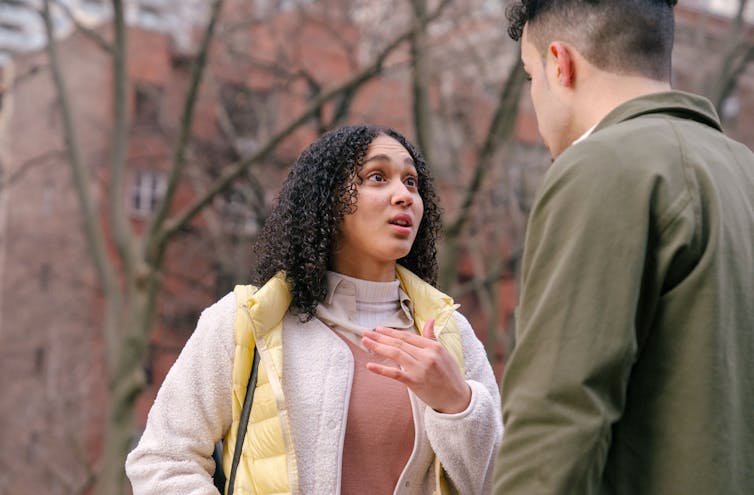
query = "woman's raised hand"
xmin=362 ymin=319 xmax=471 ymax=414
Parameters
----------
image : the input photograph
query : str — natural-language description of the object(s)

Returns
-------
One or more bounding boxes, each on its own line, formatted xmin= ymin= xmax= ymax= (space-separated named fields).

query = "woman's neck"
xmin=331 ymin=258 xmax=397 ymax=282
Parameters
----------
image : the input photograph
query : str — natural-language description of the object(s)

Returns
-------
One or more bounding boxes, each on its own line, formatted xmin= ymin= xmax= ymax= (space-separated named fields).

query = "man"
xmin=494 ymin=1 xmax=754 ymax=494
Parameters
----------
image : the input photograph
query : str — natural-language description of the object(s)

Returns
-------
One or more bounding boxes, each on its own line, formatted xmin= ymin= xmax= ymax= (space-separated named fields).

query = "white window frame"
xmin=131 ymin=170 xmax=166 ymax=217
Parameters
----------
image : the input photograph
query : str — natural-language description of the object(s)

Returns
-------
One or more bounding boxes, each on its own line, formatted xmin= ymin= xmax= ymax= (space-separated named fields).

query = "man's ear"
xmin=549 ymin=42 xmax=575 ymax=88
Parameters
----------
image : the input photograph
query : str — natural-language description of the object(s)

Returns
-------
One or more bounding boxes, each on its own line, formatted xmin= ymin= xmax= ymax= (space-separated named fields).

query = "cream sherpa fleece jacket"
xmin=125 ymin=291 xmax=502 ymax=494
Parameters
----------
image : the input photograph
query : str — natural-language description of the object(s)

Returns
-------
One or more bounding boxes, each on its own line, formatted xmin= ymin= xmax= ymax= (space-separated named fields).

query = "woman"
xmin=126 ymin=125 xmax=502 ymax=494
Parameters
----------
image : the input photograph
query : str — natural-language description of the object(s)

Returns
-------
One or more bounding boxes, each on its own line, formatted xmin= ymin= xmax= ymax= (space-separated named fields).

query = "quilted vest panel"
xmin=223 ymin=279 xmax=297 ymax=495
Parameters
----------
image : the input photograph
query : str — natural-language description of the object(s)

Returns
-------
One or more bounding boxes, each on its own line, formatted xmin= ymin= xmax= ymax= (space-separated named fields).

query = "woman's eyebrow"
xmin=363 ymin=154 xmax=390 ymax=164
xmin=364 ymin=154 xmax=416 ymax=167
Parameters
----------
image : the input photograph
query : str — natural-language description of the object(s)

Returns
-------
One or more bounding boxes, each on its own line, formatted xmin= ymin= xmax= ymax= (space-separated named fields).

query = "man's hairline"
xmin=521 ymin=9 xmax=674 ymax=81
xmin=524 ymin=18 xmax=587 ymax=62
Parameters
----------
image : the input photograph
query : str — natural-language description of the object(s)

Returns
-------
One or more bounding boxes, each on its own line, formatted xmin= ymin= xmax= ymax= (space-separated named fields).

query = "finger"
xmin=365 ymin=328 xmax=424 ymax=355
xmin=362 ymin=332 xmax=420 ymax=364
xmin=423 ymin=318 xmax=436 ymax=340
xmin=365 ymin=362 xmax=410 ymax=383
xmin=372 ymin=326 xmax=436 ymax=349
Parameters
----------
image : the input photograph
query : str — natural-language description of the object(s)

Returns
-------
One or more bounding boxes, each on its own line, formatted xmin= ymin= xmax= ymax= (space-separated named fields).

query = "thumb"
xmin=423 ymin=318 xmax=436 ymax=340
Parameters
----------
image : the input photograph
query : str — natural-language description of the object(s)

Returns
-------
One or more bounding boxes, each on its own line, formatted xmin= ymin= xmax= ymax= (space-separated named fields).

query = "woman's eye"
xmin=404 ymin=177 xmax=418 ymax=188
xmin=368 ymin=172 xmax=385 ymax=182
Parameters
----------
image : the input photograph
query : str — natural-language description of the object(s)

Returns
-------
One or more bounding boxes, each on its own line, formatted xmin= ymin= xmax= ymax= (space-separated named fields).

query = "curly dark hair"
xmin=251 ymin=125 xmax=442 ymax=319
xmin=507 ymin=0 xmax=678 ymax=80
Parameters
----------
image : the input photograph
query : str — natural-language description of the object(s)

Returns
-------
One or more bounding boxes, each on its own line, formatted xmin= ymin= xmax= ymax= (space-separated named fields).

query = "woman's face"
xmin=333 ymin=134 xmax=424 ymax=281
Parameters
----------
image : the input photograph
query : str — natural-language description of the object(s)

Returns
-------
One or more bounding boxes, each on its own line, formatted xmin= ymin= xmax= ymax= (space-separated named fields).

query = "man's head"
xmin=508 ymin=1 xmax=677 ymax=157
xmin=508 ymin=1 xmax=678 ymax=81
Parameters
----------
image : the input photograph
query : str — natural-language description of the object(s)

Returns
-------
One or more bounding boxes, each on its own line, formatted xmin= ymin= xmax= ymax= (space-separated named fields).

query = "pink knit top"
xmin=336 ymin=333 xmax=415 ymax=494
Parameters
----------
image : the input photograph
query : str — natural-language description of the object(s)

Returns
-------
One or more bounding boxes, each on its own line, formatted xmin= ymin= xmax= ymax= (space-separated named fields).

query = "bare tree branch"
xmin=215 ymin=89 xmax=244 ymax=152
xmin=146 ymin=0 xmax=226 ymax=263
xmin=67 ymin=430 xmax=98 ymax=494
xmin=410 ymin=0 xmax=434 ymax=164
xmin=706 ymin=0 xmax=754 ymax=110
xmin=328 ymin=85 xmax=359 ymax=129
xmin=40 ymin=1 xmax=120 ymax=338
xmin=217 ymin=42 xmax=317 ymax=90
xmin=218 ymin=12 xmax=264 ymax=36
xmin=0 ymin=150 xmax=64 ymax=191
xmin=51 ymin=0 xmax=113 ymax=54
xmin=295 ymin=9 xmax=361 ymax=71
xmin=439 ymin=60 xmax=526 ymax=289
xmin=445 ymin=60 xmax=526 ymax=239
xmin=107 ymin=0 xmax=136 ymax=283
xmin=153 ymin=0 xmax=453 ymax=254
xmin=466 ymin=232 xmax=503 ymax=362
xmin=454 ymin=251 xmax=520 ymax=299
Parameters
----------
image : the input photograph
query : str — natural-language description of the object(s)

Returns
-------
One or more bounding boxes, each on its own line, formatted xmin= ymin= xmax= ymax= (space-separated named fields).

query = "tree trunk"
xmin=98 ymin=390 xmax=139 ymax=495
xmin=95 ymin=286 xmax=152 ymax=495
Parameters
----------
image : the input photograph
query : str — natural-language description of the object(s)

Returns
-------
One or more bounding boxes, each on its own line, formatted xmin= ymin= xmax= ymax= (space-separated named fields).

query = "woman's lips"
xmin=389 ymin=215 xmax=413 ymax=236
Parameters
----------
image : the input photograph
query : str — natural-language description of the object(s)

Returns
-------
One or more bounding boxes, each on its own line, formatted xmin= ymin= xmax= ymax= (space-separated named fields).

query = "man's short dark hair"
xmin=507 ymin=0 xmax=678 ymax=81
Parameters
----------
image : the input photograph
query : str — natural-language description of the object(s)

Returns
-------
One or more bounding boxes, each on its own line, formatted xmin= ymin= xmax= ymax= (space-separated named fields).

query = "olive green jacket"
xmin=494 ymin=91 xmax=754 ymax=494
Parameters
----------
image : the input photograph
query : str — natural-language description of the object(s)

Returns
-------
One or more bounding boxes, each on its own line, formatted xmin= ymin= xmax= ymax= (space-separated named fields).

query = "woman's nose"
xmin=391 ymin=181 xmax=413 ymax=206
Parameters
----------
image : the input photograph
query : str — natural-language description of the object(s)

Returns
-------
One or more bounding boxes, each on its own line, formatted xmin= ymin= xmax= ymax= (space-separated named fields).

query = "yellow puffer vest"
xmin=222 ymin=266 xmax=464 ymax=495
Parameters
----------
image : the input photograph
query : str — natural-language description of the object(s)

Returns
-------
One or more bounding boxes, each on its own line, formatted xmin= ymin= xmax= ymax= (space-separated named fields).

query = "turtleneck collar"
xmin=316 ymin=271 xmax=415 ymax=348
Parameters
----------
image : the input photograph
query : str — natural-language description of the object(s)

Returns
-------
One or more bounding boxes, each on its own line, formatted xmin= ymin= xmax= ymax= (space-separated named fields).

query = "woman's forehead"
xmin=364 ymin=135 xmax=414 ymax=165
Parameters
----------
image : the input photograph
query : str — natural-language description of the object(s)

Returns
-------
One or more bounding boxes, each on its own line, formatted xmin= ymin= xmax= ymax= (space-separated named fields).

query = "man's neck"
xmin=574 ymin=75 xmax=672 ymax=137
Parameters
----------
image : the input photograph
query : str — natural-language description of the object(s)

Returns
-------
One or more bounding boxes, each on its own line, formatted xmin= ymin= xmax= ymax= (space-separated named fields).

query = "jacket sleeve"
xmin=125 ymin=292 xmax=237 ymax=495
xmin=425 ymin=311 xmax=503 ymax=494
xmin=493 ymin=145 xmax=655 ymax=494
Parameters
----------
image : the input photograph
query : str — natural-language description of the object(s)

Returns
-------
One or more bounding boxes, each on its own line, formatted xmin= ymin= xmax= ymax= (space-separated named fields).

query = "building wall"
xmin=0 ymin=30 xmax=109 ymax=493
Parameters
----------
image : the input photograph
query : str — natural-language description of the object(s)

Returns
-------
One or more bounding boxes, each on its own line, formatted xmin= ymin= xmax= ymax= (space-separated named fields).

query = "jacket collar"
xmin=243 ymin=266 xmax=457 ymax=339
xmin=241 ymin=272 xmax=292 ymax=342
xmin=593 ymin=90 xmax=722 ymax=135
xmin=395 ymin=265 xmax=458 ymax=337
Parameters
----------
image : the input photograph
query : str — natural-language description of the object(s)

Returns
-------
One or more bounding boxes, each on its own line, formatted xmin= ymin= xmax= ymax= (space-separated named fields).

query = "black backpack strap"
xmin=212 ymin=441 xmax=226 ymax=491
xmin=226 ymin=346 xmax=260 ymax=495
